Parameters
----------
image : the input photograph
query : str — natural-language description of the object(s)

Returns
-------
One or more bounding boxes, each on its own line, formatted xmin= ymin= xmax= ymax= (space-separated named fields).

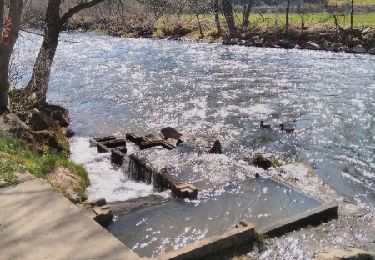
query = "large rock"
xmin=278 ymin=39 xmax=290 ymax=48
xmin=253 ymin=38 xmax=264 ymax=47
xmin=368 ymin=47 xmax=375 ymax=55
xmin=160 ymin=127 xmax=183 ymax=140
xmin=332 ymin=42 xmax=345 ymax=52
xmin=244 ymin=40 xmax=254 ymax=47
xmin=42 ymin=103 xmax=69 ymax=127
xmin=351 ymin=45 xmax=367 ymax=54
xmin=26 ymin=108 xmax=51 ymax=131
xmin=306 ymin=41 xmax=321 ymax=50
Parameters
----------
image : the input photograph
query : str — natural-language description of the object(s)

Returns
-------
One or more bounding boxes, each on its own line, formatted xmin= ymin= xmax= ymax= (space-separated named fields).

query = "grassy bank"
xmin=0 ymin=132 xmax=89 ymax=200
xmin=155 ymin=12 xmax=375 ymax=39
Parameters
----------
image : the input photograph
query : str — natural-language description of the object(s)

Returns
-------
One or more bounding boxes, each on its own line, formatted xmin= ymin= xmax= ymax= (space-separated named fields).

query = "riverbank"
xmin=56 ymin=12 xmax=375 ymax=55
xmin=0 ymin=105 xmax=88 ymax=203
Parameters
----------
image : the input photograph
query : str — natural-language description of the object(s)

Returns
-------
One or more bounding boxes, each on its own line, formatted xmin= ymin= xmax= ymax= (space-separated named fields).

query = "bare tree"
xmin=20 ymin=0 xmax=107 ymax=107
xmin=285 ymin=0 xmax=291 ymax=35
xmin=213 ymin=0 xmax=222 ymax=34
xmin=222 ymin=0 xmax=237 ymax=37
xmin=320 ymin=0 xmax=344 ymax=39
xmin=350 ymin=0 xmax=354 ymax=33
xmin=0 ymin=0 xmax=23 ymax=111
xmin=242 ymin=0 xmax=255 ymax=29
xmin=297 ymin=1 xmax=309 ymax=33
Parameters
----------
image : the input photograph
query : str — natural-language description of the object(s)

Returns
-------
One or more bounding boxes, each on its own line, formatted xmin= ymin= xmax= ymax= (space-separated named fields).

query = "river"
xmin=15 ymin=31 xmax=375 ymax=210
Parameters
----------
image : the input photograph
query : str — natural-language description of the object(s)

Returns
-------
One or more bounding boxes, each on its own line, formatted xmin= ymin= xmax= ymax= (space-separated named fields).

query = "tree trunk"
xmin=0 ymin=0 xmax=23 ymax=110
xmin=222 ymin=0 xmax=237 ymax=37
xmin=26 ymin=0 xmax=62 ymax=105
xmin=0 ymin=0 xmax=4 ymax=42
xmin=242 ymin=0 xmax=254 ymax=29
xmin=285 ymin=0 xmax=291 ymax=36
xmin=213 ymin=0 xmax=222 ymax=34
xmin=196 ymin=13 xmax=204 ymax=38
xmin=350 ymin=0 xmax=354 ymax=33
xmin=23 ymin=0 xmax=106 ymax=107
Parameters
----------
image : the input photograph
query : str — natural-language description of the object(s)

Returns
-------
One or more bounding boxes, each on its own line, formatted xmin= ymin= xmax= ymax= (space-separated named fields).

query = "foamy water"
xmin=70 ymin=137 xmax=154 ymax=202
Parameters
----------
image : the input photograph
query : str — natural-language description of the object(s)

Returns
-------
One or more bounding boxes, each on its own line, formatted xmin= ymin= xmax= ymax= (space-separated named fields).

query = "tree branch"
xmin=60 ymin=0 xmax=106 ymax=25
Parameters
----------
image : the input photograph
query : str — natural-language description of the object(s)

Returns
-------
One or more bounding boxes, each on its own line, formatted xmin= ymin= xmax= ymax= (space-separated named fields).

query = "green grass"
xmin=0 ymin=132 xmax=89 ymax=199
xmin=329 ymin=0 xmax=375 ymax=6
xmin=0 ymin=158 xmax=21 ymax=188
xmin=155 ymin=12 xmax=375 ymax=38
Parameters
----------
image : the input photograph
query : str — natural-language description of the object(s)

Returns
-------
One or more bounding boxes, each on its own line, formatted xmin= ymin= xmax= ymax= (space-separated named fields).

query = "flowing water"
xmin=14 ymin=31 xmax=375 ymax=256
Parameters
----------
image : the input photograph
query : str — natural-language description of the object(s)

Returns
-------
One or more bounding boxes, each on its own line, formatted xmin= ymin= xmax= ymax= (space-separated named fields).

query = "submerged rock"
xmin=160 ymin=127 xmax=183 ymax=140
xmin=209 ymin=140 xmax=222 ymax=154
xmin=251 ymin=154 xmax=272 ymax=170
xmin=108 ymin=195 xmax=169 ymax=215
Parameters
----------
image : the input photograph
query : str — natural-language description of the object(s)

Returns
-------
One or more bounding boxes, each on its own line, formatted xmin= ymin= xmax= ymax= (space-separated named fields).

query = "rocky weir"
xmin=78 ymin=129 xmax=339 ymax=259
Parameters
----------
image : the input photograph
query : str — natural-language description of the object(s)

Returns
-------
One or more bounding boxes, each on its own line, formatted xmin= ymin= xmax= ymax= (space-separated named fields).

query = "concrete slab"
xmin=258 ymin=204 xmax=338 ymax=238
xmin=0 ymin=176 xmax=141 ymax=260
xmin=156 ymin=220 xmax=255 ymax=260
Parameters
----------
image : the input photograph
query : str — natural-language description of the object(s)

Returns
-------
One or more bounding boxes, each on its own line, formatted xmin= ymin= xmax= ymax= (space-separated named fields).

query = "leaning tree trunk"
xmin=242 ymin=0 xmax=254 ymax=29
xmin=222 ymin=0 xmax=238 ymax=37
xmin=25 ymin=0 xmax=61 ymax=105
xmin=213 ymin=0 xmax=223 ymax=34
xmin=0 ymin=0 xmax=23 ymax=111
xmin=21 ymin=0 xmax=106 ymax=108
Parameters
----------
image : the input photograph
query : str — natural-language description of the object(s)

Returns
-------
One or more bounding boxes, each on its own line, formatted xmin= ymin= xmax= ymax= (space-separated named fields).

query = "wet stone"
xmin=89 ymin=136 xmax=116 ymax=146
xmin=160 ymin=127 xmax=183 ymax=140
xmin=209 ymin=140 xmax=222 ymax=154
xmin=83 ymin=198 xmax=107 ymax=208
xmin=251 ymin=154 xmax=272 ymax=170
xmin=126 ymin=133 xmax=148 ymax=145
xmin=92 ymin=206 xmax=113 ymax=228
xmin=172 ymin=183 xmax=198 ymax=199
xmin=102 ymin=139 xmax=126 ymax=148
xmin=111 ymin=147 xmax=127 ymax=166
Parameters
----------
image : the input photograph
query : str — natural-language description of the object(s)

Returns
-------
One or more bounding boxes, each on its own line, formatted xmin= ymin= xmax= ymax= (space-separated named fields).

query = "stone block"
xmin=89 ymin=136 xmax=116 ymax=146
xmin=157 ymin=220 xmax=255 ymax=260
xmin=92 ymin=206 xmax=113 ymax=228
xmin=111 ymin=147 xmax=127 ymax=166
xmin=172 ymin=183 xmax=198 ymax=199
xmin=97 ymin=142 xmax=111 ymax=153
xmin=258 ymin=204 xmax=338 ymax=238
